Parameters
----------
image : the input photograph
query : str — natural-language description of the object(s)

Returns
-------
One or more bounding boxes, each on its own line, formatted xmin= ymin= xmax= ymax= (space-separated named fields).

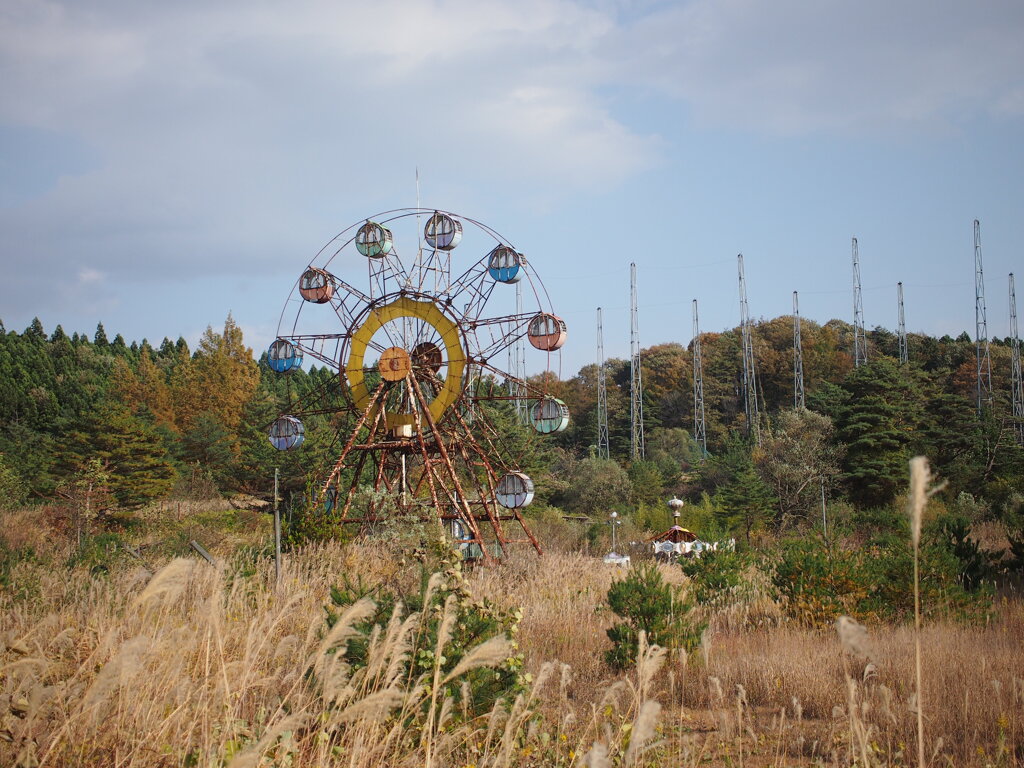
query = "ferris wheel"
xmin=265 ymin=208 xmax=569 ymax=562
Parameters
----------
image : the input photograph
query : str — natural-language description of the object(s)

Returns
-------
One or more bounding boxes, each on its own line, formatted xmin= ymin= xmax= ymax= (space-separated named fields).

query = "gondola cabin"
xmin=487 ymin=245 xmax=523 ymax=283
xmin=268 ymin=415 xmax=305 ymax=451
xmin=267 ymin=339 xmax=303 ymax=373
xmin=495 ymin=471 xmax=534 ymax=508
xmin=527 ymin=313 xmax=567 ymax=351
xmin=355 ymin=221 xmax=393 ymax=259
xmin=424 ymin=212 xmax=463 ymax=250
xmin=298 ymin=267 xmax=334 ymax=303
xmin=530 ymin=397 xmax=569 ymax=434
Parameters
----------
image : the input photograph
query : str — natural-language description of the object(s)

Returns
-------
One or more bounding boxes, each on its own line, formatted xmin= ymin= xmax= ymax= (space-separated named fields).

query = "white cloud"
xmin=77 ymin=267 xmax=103 ymax=284
xmin=609 ymin=0 xmax=1024 ymax=135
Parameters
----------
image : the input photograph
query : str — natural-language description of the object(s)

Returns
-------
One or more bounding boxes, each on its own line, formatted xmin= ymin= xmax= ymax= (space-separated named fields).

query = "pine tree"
xmin=94 ymin=322 xmax=109 ymax=347
xmin=836 ymin=359 xmax=921 ymax=508
xmin=59 ymin=404 xmax=175 ymax=508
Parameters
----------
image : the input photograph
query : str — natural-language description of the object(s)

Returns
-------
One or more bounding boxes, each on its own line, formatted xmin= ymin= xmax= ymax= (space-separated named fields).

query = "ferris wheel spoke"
xmin=286 ymin=334 xmax=349 ymax=369
xmin=464 ymin=312 xmax=533 ymax=361
xmin=368 ymin=250 xmax=411 ymax=300
xmin=446 ymin=263 xmax=494 ymax=322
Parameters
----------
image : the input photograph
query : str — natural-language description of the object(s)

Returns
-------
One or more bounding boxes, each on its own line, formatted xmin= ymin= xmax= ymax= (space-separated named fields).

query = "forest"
xmin=1 ymin=313 xmax=1022 ymax=540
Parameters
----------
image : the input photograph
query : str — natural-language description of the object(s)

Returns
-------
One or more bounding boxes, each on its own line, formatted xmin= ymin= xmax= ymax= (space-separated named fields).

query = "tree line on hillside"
xmin=0 ymin=315 xmax=1021 ymax=543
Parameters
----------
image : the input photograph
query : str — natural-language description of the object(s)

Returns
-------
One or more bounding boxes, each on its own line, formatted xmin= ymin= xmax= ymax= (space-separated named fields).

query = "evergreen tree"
xmin=59 ymin=404 xmax=175 ymax=508
xmin=835 ymin=359 xmax=920 ymax=508
xmin=179 ymin=412 xmax=236 ymax=489
xmin=94 ymin=322 xmax=109 ymax=347
xmin=714 ymin=460 xmax=775 ymax=544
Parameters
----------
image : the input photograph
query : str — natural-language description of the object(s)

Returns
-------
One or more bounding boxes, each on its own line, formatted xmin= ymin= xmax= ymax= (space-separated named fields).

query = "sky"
xmin=2 ymin=0 xmax=1022 ymax=377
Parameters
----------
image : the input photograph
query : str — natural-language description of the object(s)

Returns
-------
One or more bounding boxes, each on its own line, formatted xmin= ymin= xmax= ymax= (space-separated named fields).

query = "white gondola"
xmin=424 ymin=212 xmax=463 ymax=250
xmin=268 ymin=415 xmax=305 ymax=451
xmin=495 ymin=471 xmax=534 ymax=508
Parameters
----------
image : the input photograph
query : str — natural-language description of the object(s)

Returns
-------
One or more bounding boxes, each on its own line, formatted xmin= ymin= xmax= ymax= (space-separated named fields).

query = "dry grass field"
xmin=1 ymin=506 xmax=1021 ymax=767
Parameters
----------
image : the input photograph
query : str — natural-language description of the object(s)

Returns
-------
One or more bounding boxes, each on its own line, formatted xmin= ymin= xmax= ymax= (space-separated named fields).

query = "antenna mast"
xmin=692 ymin=299 xmax=708 ymax=457
xmin=1010 ymin=273 xmax=1023 ymax=445
xmin=630 ymin=262 xmax=645 ymax=460
xmin=738 ymin=254 xmax=761 ymax=445
xmin=852 ymin=237 xmax=867 ymax=367
xmin=975 ymin=219 xmax=993 ymax=415
xmin=793 ymin=291 xmax=805 ymax=409
xmin=897 ymin=281 xmax=908 ymax=365
xmin=596 ymin=307 xmax=610 ymax=459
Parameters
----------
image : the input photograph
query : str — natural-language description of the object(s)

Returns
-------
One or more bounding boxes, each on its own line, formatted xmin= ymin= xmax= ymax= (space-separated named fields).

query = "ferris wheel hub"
xmin=378 ymin=346 xmax=412 ymax=381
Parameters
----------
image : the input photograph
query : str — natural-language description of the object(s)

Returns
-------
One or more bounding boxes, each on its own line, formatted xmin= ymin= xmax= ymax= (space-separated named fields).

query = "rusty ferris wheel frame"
xmin=268 ymin=208 xmax=570 ymax=563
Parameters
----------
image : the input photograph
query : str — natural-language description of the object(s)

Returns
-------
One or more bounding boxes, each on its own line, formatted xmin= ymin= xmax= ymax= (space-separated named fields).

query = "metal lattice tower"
xmin=793 ymin=291 xmax=805 ymax=409
xmin=852 ymin=237 xmax=868 ymax=367
xmin=692 ymin=299 xmax=708 ymax=457
xmin=738 ymin=254 xmax=761 ymax=445
xmin=596 ymin=307 xmax=610 ymax=459
xmin=630 ymin=262 xmax=645 ymax=460
xmin=975 ymin=219 xmax=993 ymax=415
xmin=897 ymin=281 xmax=908 ymax=365
xmin=1010 ymin=273 xmax=1023 ymax=445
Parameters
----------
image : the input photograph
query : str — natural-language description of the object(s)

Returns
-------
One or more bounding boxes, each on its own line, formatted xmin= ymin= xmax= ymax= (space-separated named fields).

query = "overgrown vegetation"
xmin=604 ymin=562 xmax=703 ymax=670
xmin=1 ymin=504 xmax=1021 ymax=767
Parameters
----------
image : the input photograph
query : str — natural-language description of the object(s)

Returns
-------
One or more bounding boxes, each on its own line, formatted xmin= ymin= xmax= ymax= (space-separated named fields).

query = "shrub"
xmin=772 ymin=525 xmax=989 ymax=627
xmin=680 ymin=547 xmax=754 ymax=607
xmin=605 ymin=562 xmax=704 ymax=670
xmin=326 ymin=542 xmax=524 ymax=719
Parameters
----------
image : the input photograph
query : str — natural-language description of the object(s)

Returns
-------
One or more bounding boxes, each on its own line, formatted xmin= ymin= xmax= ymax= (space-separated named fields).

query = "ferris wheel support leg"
xmin=451 ymin=404 xmax=543 ymax=557
xmin=465 ymin=423 xmax=542 ymax=556
xmin=337 ymin=449 xmax=371 ymax=524
xmin=406 ymin=373 xmax=495 ymax=565
xmin=450 ymin=412 xmax=511 ymax=553
xmin=317 ymin=384 xmax=387 ymax=508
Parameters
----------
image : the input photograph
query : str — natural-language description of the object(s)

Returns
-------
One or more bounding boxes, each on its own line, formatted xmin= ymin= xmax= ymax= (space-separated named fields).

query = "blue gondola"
xmin=487 ymin=245 xmax=523 ymax=283
xmin=267 ymin=339 xmax=303 ymax=373
xmin=269 ymin=415 xmax=305 ymax=451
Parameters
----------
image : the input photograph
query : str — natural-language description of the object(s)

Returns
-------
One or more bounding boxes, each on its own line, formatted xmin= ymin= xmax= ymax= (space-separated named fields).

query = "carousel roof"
xmin=648 ymin=525 xmax=698 ymax=544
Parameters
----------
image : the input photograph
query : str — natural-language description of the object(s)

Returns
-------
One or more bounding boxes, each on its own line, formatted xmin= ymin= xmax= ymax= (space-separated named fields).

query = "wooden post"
xmin=274 ymin=467 xmax=281 ymax=585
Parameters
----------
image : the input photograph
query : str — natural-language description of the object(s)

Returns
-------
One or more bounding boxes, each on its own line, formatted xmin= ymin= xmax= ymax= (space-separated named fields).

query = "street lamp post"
xmin=609 ymin=511 xmax=620 ymax=553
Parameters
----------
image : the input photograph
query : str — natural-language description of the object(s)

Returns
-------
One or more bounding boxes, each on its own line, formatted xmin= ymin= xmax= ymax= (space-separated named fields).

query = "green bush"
xmin=772 ymin=524 xmax=989 ymax=627
xmin=605 ymin=562 xmax=704 ymax=671
xmin=326 ymin=543 xmax=524 ymax=719
xmin=680 ymin=547 xmax=753 ymax=607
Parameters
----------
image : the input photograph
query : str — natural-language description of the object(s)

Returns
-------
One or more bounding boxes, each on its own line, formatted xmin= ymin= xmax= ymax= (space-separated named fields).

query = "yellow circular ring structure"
xmin=345 ymin=296 xmax=466 ymax=429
